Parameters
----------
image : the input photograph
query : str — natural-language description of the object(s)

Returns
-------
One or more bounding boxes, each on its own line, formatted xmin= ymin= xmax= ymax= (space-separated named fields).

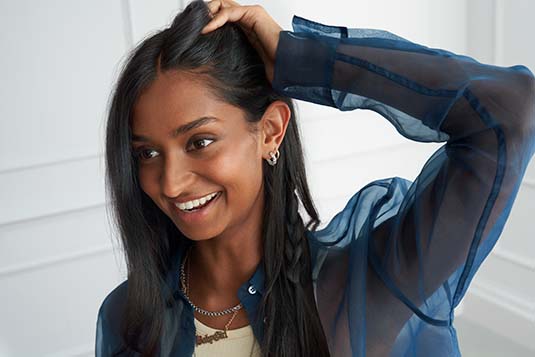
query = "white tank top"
xmin=193 ymin=317 xmax=262 ymax=357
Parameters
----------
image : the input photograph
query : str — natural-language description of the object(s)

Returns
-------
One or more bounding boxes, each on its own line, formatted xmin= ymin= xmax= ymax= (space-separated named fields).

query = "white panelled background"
xmin=0 ymin=0 xmax=533 ymax=356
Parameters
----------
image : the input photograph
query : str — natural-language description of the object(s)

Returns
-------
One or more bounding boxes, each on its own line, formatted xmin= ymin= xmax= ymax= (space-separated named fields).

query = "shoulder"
xmin=97 ymin=280 xmax=128 ymax=336
xmin=96 ymin=280 xmax=134 ymax=356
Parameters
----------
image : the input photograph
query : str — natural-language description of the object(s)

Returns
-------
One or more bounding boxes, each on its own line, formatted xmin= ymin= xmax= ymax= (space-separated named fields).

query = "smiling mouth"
xmin=175 ymin=191 xmax=222 ymax=213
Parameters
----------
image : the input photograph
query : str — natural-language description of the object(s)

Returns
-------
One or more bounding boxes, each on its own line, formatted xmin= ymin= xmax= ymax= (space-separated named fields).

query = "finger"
xmin=221 ymin=0 xmax=241 ymax=7
xmin=205 ymin=0 xmax=222 ymax=16
xmin=200 ymin=13 xmax=227 ymax=34
xmin=205 ymin=0 xmax=235 ymax=18
xmin=201 ymin=5 xmax=258 ymax=34
xmin=200 ymin=6 xmax=241 ymax=34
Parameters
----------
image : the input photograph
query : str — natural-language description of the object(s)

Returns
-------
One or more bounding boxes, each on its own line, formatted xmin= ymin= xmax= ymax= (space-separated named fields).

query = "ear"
xmin=260 ymin=100 xmax=291 ymax=160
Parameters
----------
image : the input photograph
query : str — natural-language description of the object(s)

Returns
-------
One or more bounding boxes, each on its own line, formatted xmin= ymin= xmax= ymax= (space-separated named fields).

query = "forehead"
xmin=131 ymin=70 xmax=243 ymax=132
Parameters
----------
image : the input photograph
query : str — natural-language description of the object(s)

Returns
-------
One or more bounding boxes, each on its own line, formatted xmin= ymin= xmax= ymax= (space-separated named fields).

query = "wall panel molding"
xmin=524 ymin=178 xmax=535 ymax=188
xmin=0 ymin=156 xmax=106 ymax=225
xmin=43 ymin=344 xmax=94 ymax=357
xmin=470 ymin=280 xmax=532 ymax=320
xmin=462 ymin=281 xmax=535 ymax=352
xmin=493 ymin=0 xmax=504 ymax=65
xmin=492 ymin=247 xmax=535 ymax=271
xmin=121 ymin=0 xmax=135 ymax=48
xmin=0 ymin=153 xmax=102 ymax=176
xmin=311 ymin=142 xmax=412 ymax=166
xmin=471 ymin=252 xmax=534 ymax=308
xmin=0 ymin=245 xmax=114 ymax=278
xmin=0 ymin=202 xmax=107 ymax=229
xmin=0 ymin=203 xmax=119 ymax=279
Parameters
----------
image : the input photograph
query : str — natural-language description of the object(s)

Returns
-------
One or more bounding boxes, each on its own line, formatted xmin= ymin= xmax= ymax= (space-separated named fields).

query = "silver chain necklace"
xmin=180 ymin=244 xmax=257 ymax=356
xmin=179 ymin=244 xmax=244 ymax=317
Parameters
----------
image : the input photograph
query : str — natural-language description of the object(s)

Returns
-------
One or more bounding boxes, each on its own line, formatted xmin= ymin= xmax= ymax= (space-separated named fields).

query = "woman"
xmin=95 ymin=0 xmax=535 ymax=356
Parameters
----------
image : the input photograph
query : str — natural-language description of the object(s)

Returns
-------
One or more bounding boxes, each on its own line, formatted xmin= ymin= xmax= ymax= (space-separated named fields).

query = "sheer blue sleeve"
xmin=273 ymin=15 xmax=535 ymax=356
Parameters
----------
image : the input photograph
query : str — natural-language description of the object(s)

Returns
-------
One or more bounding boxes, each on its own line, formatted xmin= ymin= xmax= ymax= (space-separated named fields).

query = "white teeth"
xmin=176 ymin=192 xmax=219 ymax=211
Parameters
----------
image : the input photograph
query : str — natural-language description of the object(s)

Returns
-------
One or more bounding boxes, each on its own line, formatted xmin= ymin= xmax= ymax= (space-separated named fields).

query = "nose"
xmin=160 ymin=154 xmax=194 ymax=199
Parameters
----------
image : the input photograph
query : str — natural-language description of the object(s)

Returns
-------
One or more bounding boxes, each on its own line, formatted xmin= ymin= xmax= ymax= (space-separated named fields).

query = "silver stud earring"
xmin=266 ymin=149 xmax=280 ymax=166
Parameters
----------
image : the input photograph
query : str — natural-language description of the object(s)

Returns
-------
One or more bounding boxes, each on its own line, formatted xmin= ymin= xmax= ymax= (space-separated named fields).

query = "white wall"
xmin=0 ymin=0 xmax=532 ymax=356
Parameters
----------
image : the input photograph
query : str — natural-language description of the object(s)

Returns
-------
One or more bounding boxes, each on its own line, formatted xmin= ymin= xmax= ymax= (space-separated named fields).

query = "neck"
xmin=191 ymin=231 xmax=262 ymax=288
xmin=186 ymin=191 xmax=264 ymax=309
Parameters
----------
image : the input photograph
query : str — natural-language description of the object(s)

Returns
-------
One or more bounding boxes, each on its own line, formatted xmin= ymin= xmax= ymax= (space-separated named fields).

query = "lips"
xmin=178 ymin=192 xmax=218 ymax=212
xmin=173 ymin=191 xmax=222 ymax=223
xmin=175 ymin=191 xmax=220 ymax=209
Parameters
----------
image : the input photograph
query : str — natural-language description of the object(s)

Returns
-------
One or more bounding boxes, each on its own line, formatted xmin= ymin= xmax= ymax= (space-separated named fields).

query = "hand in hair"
xmin=201 ymin=0 xmax=282 ymax=83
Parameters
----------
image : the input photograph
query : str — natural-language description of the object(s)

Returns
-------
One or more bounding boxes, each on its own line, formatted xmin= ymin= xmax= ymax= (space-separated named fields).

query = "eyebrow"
xmin=131 ymin=116 xmax=219 ymax=142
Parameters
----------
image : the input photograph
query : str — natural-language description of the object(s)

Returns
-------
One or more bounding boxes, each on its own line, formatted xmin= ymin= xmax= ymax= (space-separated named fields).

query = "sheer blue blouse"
xmin=96 ymin=15 xmax=535 ymax=356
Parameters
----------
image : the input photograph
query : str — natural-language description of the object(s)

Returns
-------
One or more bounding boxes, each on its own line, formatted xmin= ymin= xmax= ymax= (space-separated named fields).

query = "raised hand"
xmin=201 ymin=0 xmax=283 ymax=83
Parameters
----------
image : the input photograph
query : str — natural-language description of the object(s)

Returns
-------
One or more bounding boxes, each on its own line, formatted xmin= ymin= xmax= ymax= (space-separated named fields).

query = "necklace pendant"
xmin=196 ymin=330 xmax=228 ymax=346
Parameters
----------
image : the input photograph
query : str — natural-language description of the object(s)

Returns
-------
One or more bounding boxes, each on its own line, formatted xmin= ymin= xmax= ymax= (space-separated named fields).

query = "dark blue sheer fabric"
xmin=96 ymin=15 xmax=535 ymax=357
xmin=273 ymin=15 xmax=535 ymax=357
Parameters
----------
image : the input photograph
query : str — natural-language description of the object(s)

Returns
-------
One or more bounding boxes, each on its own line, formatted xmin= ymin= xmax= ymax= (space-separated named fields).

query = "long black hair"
xmin=105 ymin=1 xmax=330 ymax=355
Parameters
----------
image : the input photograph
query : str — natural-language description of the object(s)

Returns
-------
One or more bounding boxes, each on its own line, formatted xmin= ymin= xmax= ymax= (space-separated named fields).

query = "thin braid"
xmin=285 ymin=190 xmax=305 ymax=284
xmin=284 ymin=187 xmax=317 ymax=354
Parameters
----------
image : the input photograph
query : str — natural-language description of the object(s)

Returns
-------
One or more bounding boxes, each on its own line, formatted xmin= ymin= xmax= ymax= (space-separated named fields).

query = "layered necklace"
xmin=179 ymin=244 xmax=256 ymax=356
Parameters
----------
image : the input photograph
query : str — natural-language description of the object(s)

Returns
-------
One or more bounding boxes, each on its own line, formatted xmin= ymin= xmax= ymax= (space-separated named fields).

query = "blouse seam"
xmin=334 ymin=52 xmax=460 ymax=98
xmin=451 ymin=88 xmax=507 ymax=304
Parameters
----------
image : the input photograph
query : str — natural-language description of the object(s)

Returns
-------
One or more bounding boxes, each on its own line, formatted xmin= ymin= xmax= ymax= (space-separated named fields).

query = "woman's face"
xmin=131 ymin=70 xmax=267 ymax=241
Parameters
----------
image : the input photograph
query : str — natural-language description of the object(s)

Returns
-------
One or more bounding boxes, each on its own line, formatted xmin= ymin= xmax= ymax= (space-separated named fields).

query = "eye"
xmin=187 ymin=137 xmax=215 ymax=152
xmin=134 ymin=148 xmax=159 ymax=161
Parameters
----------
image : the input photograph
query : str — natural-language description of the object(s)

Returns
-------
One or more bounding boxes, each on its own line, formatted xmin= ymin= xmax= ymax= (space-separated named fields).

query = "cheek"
xmin=212 ymin=140 xmax=263 ymax=195
xmin=137 ymin=166 xmax=159 ymax=197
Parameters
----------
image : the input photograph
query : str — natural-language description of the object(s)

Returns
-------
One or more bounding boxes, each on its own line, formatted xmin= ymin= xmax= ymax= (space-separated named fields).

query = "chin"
xmin=173 ymin=221 xmax=221 ymax=242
